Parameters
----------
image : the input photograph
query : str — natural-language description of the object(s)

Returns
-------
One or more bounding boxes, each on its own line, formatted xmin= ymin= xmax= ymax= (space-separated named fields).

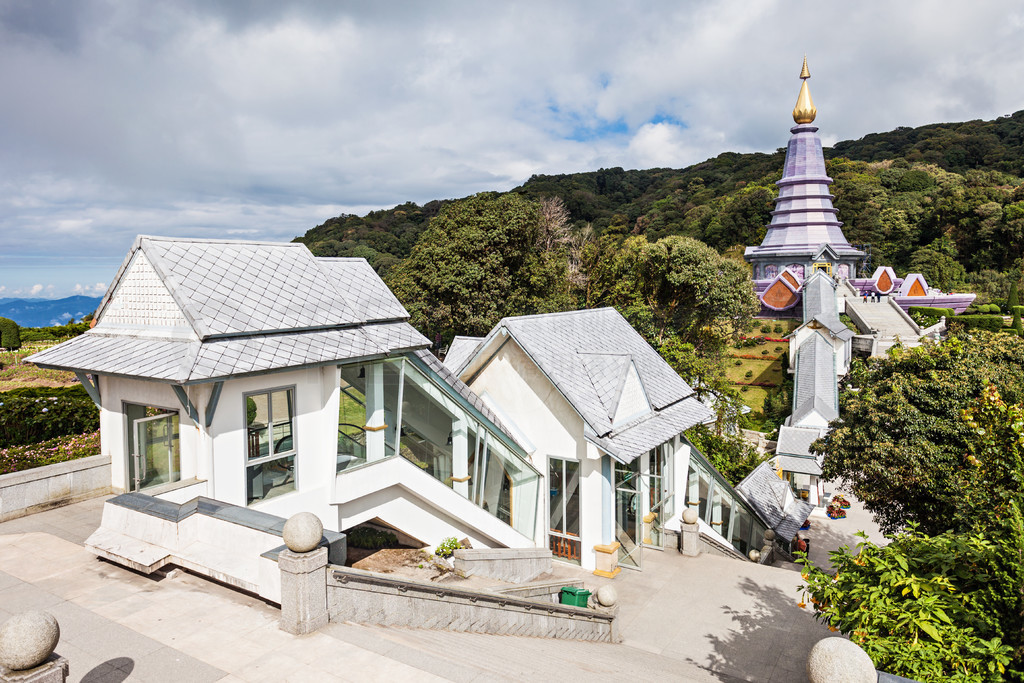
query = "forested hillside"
xmin=296 ymin=110 xmax=1024 ymax=302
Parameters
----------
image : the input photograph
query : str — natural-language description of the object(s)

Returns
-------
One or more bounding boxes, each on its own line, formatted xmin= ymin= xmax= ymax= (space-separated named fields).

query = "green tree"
xmin=385 ymin=193 xmax=573 ymax=339
xmin=817 ymin=331 xmax=1024 ymax=535
xmin=1010 ymin=278 xmax=1021 ymax=308
xmin=585 ymin=234 xmax=760 ymax=353
xmin=685 ymin=424 xmax=767 ymax=486
xmin=801 ymin=385 xmax=1024 ymax=680
xmin=0 ymin=317 xmax=21 ymax=350
xmin=908 ymin=238 xmax=968 ymax=291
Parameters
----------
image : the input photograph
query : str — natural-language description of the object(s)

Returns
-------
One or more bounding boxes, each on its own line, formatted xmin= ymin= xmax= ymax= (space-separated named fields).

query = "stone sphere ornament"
xmin=596 ymin=585 xmax=618 ymax=607
xmin=681 ymin=508 xmax=699 ymax=524
xmin=282 ymin=512 xmax=323 ymax=553
xmin=748 ymin=549 xmax=761 ymax=563
xmin=806 ymin=637 xmax=875 ymax=683
xmin=0 ymin=611 xmax=60 ymax=671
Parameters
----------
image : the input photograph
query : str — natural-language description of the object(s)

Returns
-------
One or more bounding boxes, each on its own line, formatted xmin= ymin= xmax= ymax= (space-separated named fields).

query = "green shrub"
xmin=761 ymin=349 xmax=769 ymax=355
xmin=434 ymin=536 xmax=463 ymax=558
xmin=950 ymin=315 xmax=1005 ymax=332
xmin=733 ymin=360 xmax=742 ymax=366
xmin=346 ymin=526 xmax=398 ymax=550
xmin=0 ymin=318 xmax=20 ymax=350
xmin=744 ymin=370 xmax=753 ymax=378
xmin=0 ymin=388 xmax=99 ymax=447
xmin=773 ymin=324 xmax=783 ymax=333
xmin=1012 ymin=306 xmax=1024 ymax=318
xmin=760 ymin=325 xmax=771 ymax=333
xmin=740 ymin=387 xmax=749 ymax=393
xmin=774 ymin=346 xmax=783 ymax=352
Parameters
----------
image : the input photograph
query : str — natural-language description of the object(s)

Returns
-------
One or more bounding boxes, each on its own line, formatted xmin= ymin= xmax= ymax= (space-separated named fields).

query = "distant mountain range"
xmin=0 ymin=296 xmax=103 ymax=327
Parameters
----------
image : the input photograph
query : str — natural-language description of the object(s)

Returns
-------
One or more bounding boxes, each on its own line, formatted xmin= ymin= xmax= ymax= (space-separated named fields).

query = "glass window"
xmin=336 ymin=358 xmax=539 ymax=539
xmin=124 ymin=403 xmax=180 ymax=491
xmin=549 ymin=458 xmax=581 ymax=564
xmin=245 ymin=387 xmax=296 ymax=505
xmin=687 ymin=460 xmax=710 ymax=522
xmin=710 ymin=485 xmax=732 ymax=542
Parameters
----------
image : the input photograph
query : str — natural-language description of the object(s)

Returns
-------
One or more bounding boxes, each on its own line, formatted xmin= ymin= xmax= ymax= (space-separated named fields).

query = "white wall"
xmin=99 ymin=376 xmax=197 ymax=492
xmin=467 ymin=338 xmax=600 ymax=569
xmin=206 ymin=366 xmax=339 ymax=531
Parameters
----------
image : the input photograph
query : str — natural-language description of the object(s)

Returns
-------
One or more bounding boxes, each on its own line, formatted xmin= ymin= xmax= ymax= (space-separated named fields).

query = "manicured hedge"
xmin=909 ymin=306 xmax=955 ymax=319
xmin=0 ymin=318 xmax=20 ymax=350
xmin=949 ymin=315 xmax=1005 ymax=332
xmin=0 ymin=386 xmax=98 ymax=448
xmin=1013 ymin=306 xmax=1024 ymax=317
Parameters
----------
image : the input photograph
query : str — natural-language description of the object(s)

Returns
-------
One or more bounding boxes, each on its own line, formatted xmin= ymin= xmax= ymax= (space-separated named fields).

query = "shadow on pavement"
xmin=693 ymin=576 xmax=830 ymax=682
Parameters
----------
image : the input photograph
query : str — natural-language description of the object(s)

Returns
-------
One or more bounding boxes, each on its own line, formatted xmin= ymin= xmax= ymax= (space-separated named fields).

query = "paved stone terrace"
xmin=0 ymin=495 xmax=884 ymax=682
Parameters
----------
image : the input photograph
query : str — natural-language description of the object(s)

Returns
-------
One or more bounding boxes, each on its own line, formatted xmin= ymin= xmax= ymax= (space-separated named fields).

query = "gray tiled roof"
xmin=316 ymin=258 xmax=409 ymax=322
xmin=30 ymin=236 xmax=431 ymax=382
xmin=464 ymin=308 xmax=699 ymax=438
xmin=790 ymin=331 xmax=838 ymax=426
xmin=587 ymin=396 xmax=712 ymax=464
xmin=411 ymin=350 xmax=528 ymax=454
xmin=735 ymin=462 xmax=814 ymax=542
xmin=776 ymin=425 xmax=824 ymax=457
xmin=774 ymin=455 xmax=823 ymax=476
xmin=96 ymin=237 xmax=409 ymax=340
xmin=27 ymin=322 xmax=429 ymax=382
xmin=802 ymin=271 xmax=837 ymax=322
xmin=443 ymin=336 xmax=484 ymax=371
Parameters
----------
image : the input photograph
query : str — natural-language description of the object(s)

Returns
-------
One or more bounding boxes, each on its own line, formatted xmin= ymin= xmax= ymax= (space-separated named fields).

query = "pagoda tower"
xmin=745 ymin=58 xmax=865 ymax=286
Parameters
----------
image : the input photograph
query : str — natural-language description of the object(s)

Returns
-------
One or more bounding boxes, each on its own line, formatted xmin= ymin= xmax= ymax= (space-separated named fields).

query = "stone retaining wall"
xmin=327 ymin=566 xmax=618 ymax=641
xmin=452 ymin=547 xmax=552 ymax=583
xmin=0 ymin=454 xmax=112 ymax=522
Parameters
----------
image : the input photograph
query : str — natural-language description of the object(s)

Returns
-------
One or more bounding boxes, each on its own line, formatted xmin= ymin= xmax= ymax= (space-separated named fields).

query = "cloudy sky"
xmin=2 ymin=1 xmax=1023 ymax=299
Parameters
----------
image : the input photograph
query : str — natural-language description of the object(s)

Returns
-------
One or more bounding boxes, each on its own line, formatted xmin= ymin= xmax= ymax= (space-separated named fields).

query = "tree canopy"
xmin=384 ymin=192 xmax=574 ymax=339
xmin=817 ymin=331 xmax=1024 ymax=536
xmin=802 ymin=385 xmax=1024 ymax=680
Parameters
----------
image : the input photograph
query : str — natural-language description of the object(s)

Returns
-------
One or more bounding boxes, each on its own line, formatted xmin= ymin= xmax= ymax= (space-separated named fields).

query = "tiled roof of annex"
xmin=454 ymin=307 xmax=712 ymax=463
xmin=27 ymin=237 xmax=428 ymax=383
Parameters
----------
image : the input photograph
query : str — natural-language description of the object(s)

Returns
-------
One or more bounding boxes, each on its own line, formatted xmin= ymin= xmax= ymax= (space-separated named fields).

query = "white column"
xmin=364 ymin=364 xmax=386 ymax=461
xmin=452 ymin=417 xmax=469 ymax=497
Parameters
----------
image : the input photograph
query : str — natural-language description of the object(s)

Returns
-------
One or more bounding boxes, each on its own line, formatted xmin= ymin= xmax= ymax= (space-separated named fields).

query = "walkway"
xmin=844 ymin=297 xmax=917 ymax=340
xmin=0 ymin=498 xmax=842 ymax=682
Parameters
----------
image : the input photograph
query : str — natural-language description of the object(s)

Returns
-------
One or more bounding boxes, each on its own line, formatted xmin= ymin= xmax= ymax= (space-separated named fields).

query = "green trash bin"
xmin=560 ymin=586 xmax=591 ymax=607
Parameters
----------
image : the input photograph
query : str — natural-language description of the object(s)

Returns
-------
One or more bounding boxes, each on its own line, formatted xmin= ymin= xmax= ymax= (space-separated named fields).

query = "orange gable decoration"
xmin=781 ymin=270 xmax=799 ymax=288
xmin=763 ymin=279 xmax=800 ymax=309
xmin=877 ymin=270 xmax=893 ymax=293
xmin=908 ymin=279 xmax=926 ymax=296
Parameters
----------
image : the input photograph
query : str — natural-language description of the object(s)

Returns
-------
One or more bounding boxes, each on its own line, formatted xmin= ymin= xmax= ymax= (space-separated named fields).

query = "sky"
xmin=2 ymin=0 xmax=1024 ymax=299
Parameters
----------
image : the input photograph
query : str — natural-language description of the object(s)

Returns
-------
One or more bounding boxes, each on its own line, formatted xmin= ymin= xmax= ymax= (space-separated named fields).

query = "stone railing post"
xmin=0 ymin=611 xmax=68 ymax=682
xmin=806 ymin=637 xmax=876 ymax=683
xmin=680 ymin=507 xmax=700 ymax=557
xmin=760 ymin=529 xmax=776 ymax=564
xmin=279 ymin=512 xmax=329 ymax=635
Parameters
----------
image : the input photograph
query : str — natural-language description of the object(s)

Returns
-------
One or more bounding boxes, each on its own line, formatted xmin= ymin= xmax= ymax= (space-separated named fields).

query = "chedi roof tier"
xmin=745 ymin=60 xmax=864 ymax=264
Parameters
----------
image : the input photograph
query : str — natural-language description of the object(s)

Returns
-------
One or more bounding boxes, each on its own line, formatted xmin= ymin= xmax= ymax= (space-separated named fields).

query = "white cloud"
xmin=1 ymin=1 xmax=1024 ymax=295
xmin=72 ymin=282 xmax=107 ymax=297
xmin=28 ymin=284 xmax=44 ymax=296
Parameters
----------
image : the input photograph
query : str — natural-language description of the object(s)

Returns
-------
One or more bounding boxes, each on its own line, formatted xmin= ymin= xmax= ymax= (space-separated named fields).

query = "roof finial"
xmin=793 ymin=56 xmax=817 ymax=124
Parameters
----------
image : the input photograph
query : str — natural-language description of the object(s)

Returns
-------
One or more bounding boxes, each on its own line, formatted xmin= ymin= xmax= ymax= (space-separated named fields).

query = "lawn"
xmin=0 ymin=344 xmax=77 ymax=392
xmin=724 ymin=317 xmax=798 ymax=412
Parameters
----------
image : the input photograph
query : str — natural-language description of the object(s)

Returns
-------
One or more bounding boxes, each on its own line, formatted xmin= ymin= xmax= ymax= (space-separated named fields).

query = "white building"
xmin=30 ymin=236 xmax=775 ymax=573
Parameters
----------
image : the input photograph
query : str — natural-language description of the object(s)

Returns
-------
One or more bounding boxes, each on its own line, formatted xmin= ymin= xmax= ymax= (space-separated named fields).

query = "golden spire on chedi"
xmin=793 ymin=55 xmax=817 ymax=124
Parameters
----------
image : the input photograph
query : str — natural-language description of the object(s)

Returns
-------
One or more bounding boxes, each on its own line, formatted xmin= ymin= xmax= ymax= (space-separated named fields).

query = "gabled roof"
xmin=790 ymin=331 xmax=838 ymax=427
xmin=443 ymin=336 xmax=485 ymax=372
xmin=456 ymin=307 xmax=712 ymax=462
xmin=28 ymin=237 xmax=429 ymax=382
xmin=95 ymin=236 xmax=408 ymax=340
xmin=736 ymin=462 xmax=814 ymax=542
xmin=776 ymin=425 xmax=825 ymax=458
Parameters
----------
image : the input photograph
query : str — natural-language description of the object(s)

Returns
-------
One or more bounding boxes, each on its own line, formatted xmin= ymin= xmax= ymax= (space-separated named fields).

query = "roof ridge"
xmin=502 ymin=306 xmax=618 ymax=324
xmin=136 ymin=235 xmax=309 ymax=248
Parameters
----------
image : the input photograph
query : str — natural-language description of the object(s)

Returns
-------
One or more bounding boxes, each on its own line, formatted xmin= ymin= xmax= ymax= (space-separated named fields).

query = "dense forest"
xmin=296 ymin=109 xmax=1024 ymax=303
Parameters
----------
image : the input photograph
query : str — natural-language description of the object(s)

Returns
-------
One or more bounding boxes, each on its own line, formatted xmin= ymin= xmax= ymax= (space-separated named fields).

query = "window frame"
xmin=243 ymin=385 xmax=298 ymax=468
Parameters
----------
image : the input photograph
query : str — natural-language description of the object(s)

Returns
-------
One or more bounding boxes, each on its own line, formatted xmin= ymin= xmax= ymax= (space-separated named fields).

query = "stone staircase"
xmin=844 ymin=298 xmax=920 ymax=355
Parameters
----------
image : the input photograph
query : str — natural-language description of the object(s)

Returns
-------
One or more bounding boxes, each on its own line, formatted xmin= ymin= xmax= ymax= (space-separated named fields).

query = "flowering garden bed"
xmin=0 ymin=431 xmax=100 ymax=476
